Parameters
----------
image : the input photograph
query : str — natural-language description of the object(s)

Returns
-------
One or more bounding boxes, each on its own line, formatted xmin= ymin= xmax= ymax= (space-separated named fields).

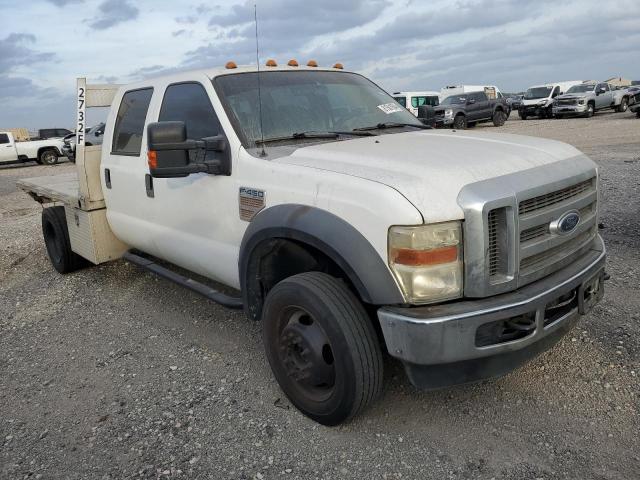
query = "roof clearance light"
xmin=265 ymin=59 xmax=277 ymax=67
xmin=333 ymin=63 xmax=344 ymax=69
xmin=307 ymin=60 xmax=318 ymax=67
xmin=287 ymin=59 xmax=299 ymax=67
xmin=225 ymin=61 xmax=237 ymax=69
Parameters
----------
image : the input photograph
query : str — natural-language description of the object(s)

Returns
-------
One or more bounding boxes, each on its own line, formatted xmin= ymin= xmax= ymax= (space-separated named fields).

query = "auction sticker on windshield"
xmin=377 ymin=102 xmax=404 ymax=114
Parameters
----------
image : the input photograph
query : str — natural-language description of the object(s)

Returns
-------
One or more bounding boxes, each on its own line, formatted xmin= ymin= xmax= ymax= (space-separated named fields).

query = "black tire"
xmin=519 ymin=111 xmax=527 ymax=120
xmin=636 ymin=110 xmax=640 ymax=118
xmin=617 ymin=97 xmax=628 ymax=113
xmin=453 ymin=114 xmax=467 ymax=130
xmin=585 ymin=103 xmax=595 ymax=118
xmin=39 ymin=149 xmax=58 ymax=165
xmin=466 ymin=121 xmax=476 ymax=128
xmin=42 ymin=207 xmax=86 ymax=274
xmin=262 ymin=272 xmax=383 ymax=426
xmin=492 ymin=110 xmax=507 ymax=126
xmin=555 ymin=114 xmax=564 ymax=119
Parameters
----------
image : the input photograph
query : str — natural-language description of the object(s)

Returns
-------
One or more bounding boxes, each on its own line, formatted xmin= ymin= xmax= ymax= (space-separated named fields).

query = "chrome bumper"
xmin=377 ymin=236 xmax=605 ymax=388
xmin=553 ymin=104 xmax=587 ymax=114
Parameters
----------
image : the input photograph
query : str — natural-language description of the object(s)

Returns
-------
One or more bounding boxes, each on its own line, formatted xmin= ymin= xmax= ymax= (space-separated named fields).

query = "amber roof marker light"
xmin=307 ymin=60 xmax=318 ymax=67
xmin=333 ymin=63 xmax=344 ymax=69
xmin=265 ymin=59 xmax=277 ymax=67
xmin=225 ymin=61 xmax=237 ymax=69
xmin=287 ymin=59 xmax=299 ymax=67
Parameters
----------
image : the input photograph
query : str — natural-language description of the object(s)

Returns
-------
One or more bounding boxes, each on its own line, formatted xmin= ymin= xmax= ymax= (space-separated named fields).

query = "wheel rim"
xmin=622 ymin=100 xmax=628 ymax=111
xmin=277 ymin=307 xmax=336 ymax=402
xmin=43 ymin=152 xmax=56 ymax=164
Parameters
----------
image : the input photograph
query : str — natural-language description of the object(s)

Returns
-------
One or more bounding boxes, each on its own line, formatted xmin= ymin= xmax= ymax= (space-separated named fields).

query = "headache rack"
xmin=17 ymin=78 xmax=128 ymax=264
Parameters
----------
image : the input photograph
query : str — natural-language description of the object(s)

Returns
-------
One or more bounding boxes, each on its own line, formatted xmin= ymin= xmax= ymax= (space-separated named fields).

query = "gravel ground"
xmin=1 ymin=112 xmax=639 ymax=480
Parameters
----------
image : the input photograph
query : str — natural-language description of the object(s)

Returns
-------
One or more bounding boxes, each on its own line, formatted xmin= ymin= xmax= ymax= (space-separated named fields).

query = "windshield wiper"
xmin=255 ymin=130 xmax=375 ymax=145
xmin=353 ymin=122 xmax=432 ymax=132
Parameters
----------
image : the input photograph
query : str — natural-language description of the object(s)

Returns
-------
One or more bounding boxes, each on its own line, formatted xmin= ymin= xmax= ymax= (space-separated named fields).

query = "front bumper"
xmin=520 ymin=104 xmax=549 ymax=116
xmin=553 ymin=103 xmax=587 ymax=115
xmin=377 ymin=236 xmax=605 ymax=389
xmin=434 ymin=116 xmax=454 ymax=127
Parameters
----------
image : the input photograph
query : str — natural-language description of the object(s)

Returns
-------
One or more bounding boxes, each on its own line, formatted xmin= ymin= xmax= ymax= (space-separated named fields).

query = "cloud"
xmin=46 ymin=0 xmax=83 ymax=5
xmin=89 ymin=0 xmax=139 ymax=30
xmin=0 ymin=33 xmax=54 ymax=74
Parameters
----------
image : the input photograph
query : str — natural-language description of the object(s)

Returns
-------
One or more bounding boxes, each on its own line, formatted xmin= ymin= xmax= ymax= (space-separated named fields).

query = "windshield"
xmin=393 ymin=96 xmax=407 ymax=107
xmin=567 ymin=84 xmax=596 ymax=94
xmin=214 ymin=71 xmax=424 ymax=147
xmin=441 ymin=95 xmax=467 ymax=105
xmin=524 ymin=86 xmax=553 ymax=99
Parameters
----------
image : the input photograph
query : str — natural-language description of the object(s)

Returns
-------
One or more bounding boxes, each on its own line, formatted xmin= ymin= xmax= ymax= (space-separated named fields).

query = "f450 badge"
xmin=239 ymin=187 xmax=265 ymax=221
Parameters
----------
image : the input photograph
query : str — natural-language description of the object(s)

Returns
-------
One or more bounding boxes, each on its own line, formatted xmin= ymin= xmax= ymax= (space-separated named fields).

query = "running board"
xmin=123 ymin=251 xmax=244 ymax=309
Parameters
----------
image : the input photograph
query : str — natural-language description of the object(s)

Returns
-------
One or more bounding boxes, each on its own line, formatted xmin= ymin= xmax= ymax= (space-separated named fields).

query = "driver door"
xmin=146 ymin=80 xmax=240 ymax=287
xmin=0 ymin=133 xmax=17 ymax=163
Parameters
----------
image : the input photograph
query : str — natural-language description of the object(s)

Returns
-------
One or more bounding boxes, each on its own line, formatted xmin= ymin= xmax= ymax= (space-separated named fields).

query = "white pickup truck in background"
xmin=16 ymin=66 xmax=606 ymax=426
xmin=0 ymin=131 xmax=64 ymax=166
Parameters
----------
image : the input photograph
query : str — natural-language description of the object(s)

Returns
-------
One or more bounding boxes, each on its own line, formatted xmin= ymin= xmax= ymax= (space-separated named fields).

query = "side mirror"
xmin=147 ymin=121 xmax=231 ymax=178
xmin=95 ymin=130 xmax=103 ymax=137
xmin=467 ymin=98 xmax=476 ymax=104
xmin=597 ymin=87 xmax=605 ymax=95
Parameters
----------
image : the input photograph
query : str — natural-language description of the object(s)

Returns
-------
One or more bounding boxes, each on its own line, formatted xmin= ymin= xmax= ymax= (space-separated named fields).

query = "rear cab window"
xmin=112 ymin=88 xmax=154 ymax=156
xmin=0 ymin=133 xmax=9 ymax=144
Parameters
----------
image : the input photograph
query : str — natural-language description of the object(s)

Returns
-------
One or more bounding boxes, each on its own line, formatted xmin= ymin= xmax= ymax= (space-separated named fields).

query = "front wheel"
xmin=262 ymin=272 xmax=383 ymax=426
xmin=617 ymin=98 xmax=628 ymax=112
xmin=453 ymin=114 xmax=467 ymax=129
xmin=39 ymin=149 xmax=58 ymax=165
xmin=492 ymin=110 xmax=507 ymax=126
xmin=585 ymin=103 xmax=595 ymax=118
xmin=519 ymin=111 xmax=527 ymax=120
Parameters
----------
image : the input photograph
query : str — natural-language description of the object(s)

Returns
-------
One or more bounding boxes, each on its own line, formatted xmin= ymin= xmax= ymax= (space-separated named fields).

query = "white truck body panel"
xmin=441 ymin=85 xmax=503 ymax=100
xmin=392 ymin=90 xmax=441 ymax=116
xmin=521 ymin=80 xmax=583 ymax=109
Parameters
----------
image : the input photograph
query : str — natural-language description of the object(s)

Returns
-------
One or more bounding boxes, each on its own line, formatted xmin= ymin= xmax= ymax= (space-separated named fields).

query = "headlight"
xmin=388 ymin=221 xmax=463 ymax=304
xmin=538 ymin=99 xmax=548 ymax=105
xmin=444 ymin=109 xmax=453 ymax=118
xmin=578 ymin=99 xmax=585 ymax=105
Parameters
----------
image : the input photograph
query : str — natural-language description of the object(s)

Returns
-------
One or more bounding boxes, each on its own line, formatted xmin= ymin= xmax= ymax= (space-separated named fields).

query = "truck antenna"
xmin=254 ymin=4 xmax=267 ymax=157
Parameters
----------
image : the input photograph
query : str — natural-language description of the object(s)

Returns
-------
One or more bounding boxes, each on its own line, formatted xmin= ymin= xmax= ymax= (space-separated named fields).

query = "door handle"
xmin=145 ymin=174 xmax=154 ymax=198
xmin=104 ymin=168 xmax=111 ymax=189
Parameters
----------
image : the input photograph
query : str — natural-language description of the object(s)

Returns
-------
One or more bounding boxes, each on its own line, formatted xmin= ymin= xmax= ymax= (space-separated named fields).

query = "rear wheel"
xmin=492 ymin=110 xmax=507 ymax=126
xmin=519 ymin=111 xmax=527 ymax=120
xmin=39 ymin=149 xmax=58 ymax=165
xmin=453 ymin=114 xmax=467 ymax=129
xmin=262 ymin=272 xmax=383 ymax=426
xmin=42 ymin=207 xmax=86 ymax=274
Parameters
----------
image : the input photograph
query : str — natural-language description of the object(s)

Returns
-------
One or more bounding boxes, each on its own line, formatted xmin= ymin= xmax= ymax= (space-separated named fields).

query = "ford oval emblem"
xmin=550 ymin=210 xmax=580 ymax=235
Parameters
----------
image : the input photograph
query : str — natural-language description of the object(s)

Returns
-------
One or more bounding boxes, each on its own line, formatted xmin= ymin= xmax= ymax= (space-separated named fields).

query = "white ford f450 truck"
xmin=0 ymin=131 xmax=64 ymax=165
xmin=17 ymin=64 xmax=606 ymax=425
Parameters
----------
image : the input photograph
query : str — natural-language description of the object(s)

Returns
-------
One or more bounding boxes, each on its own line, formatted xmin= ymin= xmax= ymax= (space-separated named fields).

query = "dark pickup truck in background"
xmin=420 ymin=91 xmax=509 ymax=129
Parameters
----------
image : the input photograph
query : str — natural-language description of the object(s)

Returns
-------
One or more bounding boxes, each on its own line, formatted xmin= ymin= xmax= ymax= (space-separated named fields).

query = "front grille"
xmin=519 ymin=179 xmax=593 ymax=215
xmin=487 ymin=207 xmax=508 ymax=279
xmin=557 ymin=99 xmax=577 ymax=106
xmin=520 ymin=229 xmax=594 ymax=272
xmin=517 ymin=177 xmax=598 ymax=283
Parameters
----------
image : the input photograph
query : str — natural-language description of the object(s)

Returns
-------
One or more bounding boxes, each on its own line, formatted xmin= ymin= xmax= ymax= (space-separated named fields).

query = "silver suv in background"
xmin=553 ymin=82 xmax=621 ymax=118
xmin=61 ymin=123 xmax=105 ymax=162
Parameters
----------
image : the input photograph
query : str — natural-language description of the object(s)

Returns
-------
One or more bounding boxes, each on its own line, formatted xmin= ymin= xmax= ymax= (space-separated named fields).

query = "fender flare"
xmin=239 ymin=204 xmax=404 ymax=319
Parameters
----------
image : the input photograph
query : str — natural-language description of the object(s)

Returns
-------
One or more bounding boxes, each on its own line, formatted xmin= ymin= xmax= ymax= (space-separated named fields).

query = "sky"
xmin=1 ymin=0 xmax=639 ymax=129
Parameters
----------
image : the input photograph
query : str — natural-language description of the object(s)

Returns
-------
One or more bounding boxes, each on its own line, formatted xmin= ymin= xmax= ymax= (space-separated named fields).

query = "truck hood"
xmin=556 ymin=93 xmax=590 ymax=100
xmin=274 ymin=130 xmax=583 ymax=223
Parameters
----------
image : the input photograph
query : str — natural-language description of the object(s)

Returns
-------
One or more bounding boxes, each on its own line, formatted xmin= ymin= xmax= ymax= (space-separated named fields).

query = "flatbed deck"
xmin=16 ymin=172 xmax=105 ymax=210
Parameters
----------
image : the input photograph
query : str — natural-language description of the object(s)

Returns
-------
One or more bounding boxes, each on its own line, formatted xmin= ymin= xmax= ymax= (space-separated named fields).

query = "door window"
xmin=411 ymin=96 xmax=439 ymax=108
xmin=112 ymin=88 xmax=154 ymax=155
xmin=159 ymin=83 xmax=220 ymax=140
xmin=0 ymin=133 xmax=9 ymax=144
xmin=552 ymin=86 xmax=560 ymax=98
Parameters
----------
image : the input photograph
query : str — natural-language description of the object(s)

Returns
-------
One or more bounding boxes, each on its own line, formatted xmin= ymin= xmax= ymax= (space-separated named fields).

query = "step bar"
xmin=123 ymin=251 xmax=243 ymax=309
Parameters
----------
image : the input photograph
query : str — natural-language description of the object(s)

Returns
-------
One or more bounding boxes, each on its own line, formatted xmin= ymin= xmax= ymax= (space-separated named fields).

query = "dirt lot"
xmin=1 ymin=110 xmax=639 ymax=480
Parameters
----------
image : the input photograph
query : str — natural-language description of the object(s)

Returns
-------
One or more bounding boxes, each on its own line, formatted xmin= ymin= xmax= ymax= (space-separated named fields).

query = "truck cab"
xmin=18 ymin=63 xmax=606 ymax=426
